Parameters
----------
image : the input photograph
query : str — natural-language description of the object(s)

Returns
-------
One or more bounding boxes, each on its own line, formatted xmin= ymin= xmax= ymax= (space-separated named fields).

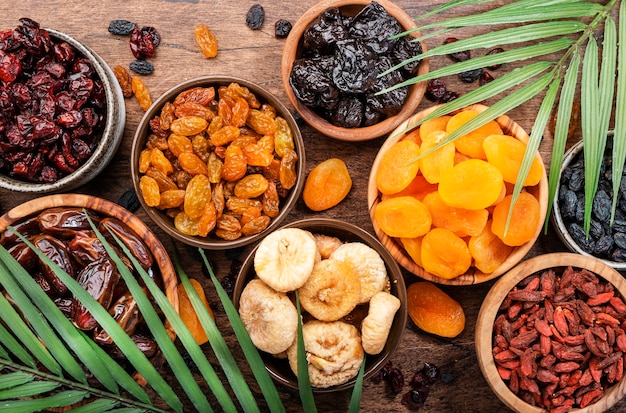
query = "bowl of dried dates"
xmin=476 ymin=252 xmax=626 ymax=413
xmin=130 ymin=76 xmax=305 ymax=250
xmin=367 ymin=103 xmax=549 ymax=285
xmin=0 ymin=18 xmax=126 ymax=193
xmin=0 ymin=193 xmax=178 ymax=364
xmin=232 ymin=217 xmax=407 ymax=392
xmin=281 ymin=0 xmax=429 ymax=142
xmin=552 ymin=135 xmax=626 ymax=271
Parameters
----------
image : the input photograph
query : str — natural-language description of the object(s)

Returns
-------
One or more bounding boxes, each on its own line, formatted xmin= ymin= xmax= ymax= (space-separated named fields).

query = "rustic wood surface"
xmin=1 ymin=0 xmax=624 ymax=412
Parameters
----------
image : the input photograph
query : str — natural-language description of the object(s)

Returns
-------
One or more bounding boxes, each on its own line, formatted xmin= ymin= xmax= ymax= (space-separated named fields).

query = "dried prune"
xmin=332 ymin=39 xmax=377 ymax=93
xmin=329 ymin=96 xmax=363 ymax=128
xmin=246 ymin=4 xmax=265 ymax=30
xmin=108 ymin=19 xmax=136 ymax=36
xmin=460 ymin=67 xmax=483 ymax=83
xmin=303 ymin=7 xmax=348 ymax=53
xmin=392 ymin=36 xmax=423 ymax=76
xmin=349 ymin=1 xmax=400 ymax=54
xmin=367 ymin=56 xmax=407 ymax=116
xmin=129 ymin=59 xmax=154 ymax=75
xmin=129 ymin=26 xmax=160 ymax=59
xmin=289 ymin=57 xmax=339 ymax=109
xmin=274 ymin=19 xmax=292 ymax=39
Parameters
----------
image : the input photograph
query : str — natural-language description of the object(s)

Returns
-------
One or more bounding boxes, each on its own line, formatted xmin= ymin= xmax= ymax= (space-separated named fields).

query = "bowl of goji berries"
xmin=281 ymin=0 xmax=429 ymax=142
xmin=476 ymin=252 xmax=626 ymax=413
xmin=130 ymin=76 xmax=305 ymax=250
xmin=0 ymin=18 xmax=126 ymax=193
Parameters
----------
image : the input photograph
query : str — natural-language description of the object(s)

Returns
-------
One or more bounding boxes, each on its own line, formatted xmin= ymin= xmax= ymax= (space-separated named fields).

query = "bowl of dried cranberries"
xmin=367 ymin=103 xmax=548 ymax=285
xmin=281 ymin=0 xmax=429 ymax=142
xmin=232 ymin=217 xmax=407 ymax=392
xmin=0 ymin=18 xmax=126 ymax=193
xmin=130 ymin=76 xmax=305 ymax=250
xmin=476 ymin=252 xmax=626 ymax=413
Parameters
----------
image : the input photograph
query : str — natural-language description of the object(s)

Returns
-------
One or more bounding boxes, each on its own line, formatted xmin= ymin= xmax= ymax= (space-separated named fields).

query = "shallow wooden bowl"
xmin=367 ymin=104 xmax=548 ymax=285
xmin=475 ymin=253 xmax=626 ymax=412
xmin=0 ymin=193 xmax=179 ymax=325
xmin=232 ymin=218 xmax=407 ymax=393
xmin=281 ymin=0 xmax=429 ymax=142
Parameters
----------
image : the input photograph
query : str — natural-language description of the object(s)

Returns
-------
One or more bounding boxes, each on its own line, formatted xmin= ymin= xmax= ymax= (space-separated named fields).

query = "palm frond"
xmin=295 ymin=291 xmax=317 ymax=413
xmin=612 ymin=0 xmax=626 ymax=223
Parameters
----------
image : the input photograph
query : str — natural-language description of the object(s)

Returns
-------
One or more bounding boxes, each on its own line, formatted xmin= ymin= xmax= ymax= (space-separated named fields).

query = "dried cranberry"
xmin=409 ymin=362 xmax=439 ymax=387
xmin=479 ymin=70 xmax=494 ymax=86
xmin=274 ymin=19 xmax=292 ymax=39
xmin=440 ymin=90 xmax=460 ymax=103
xmin=486 ymin=47 xmax=505 ymax=70
xmin=444 ymin=37 xmax=470 ymax=62
xmin=402 ymin=386 xmax=431 ymax=410
xmin=425 ymin=78 xmax=447 ymax=102
xmin=246 ymin=4 xmax=265 ymax=30
xmin=129 ymin=26 xmax=160 ymax=59
xmin=0 ymin=50 xmax=22 ymax=83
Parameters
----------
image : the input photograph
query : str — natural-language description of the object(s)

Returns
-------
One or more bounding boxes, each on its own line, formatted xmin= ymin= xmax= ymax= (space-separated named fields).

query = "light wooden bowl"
xmin=476 ymin=253 xmax=626 ymax=413
xmin=367 ymin=104 xmax=548 ymax=285
xmin=232 ymin=218 xmax=407 ymax=393
xmin=281 ymin=0 xmax=429 ymax=141
xmin=0 ymin=193 xmax=179 ymax=334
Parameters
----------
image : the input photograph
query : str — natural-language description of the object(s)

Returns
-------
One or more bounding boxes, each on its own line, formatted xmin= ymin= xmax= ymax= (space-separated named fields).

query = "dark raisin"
xmin=129 ymin=26 xmax=160 ymax=59
xmin=372 ymin=361 xmax=394 ymax=383
xmin=107 ymin=19 xmax=136 ymax=36
xmin=402 ymin=386 xmax=430 ymax=410
xmin=425 ymin=79 xmax=447 ymax=102
xmin=246 ymin=4 xmax=265 ymax=30
xmin=274 ymin=19 xmax=292 ymax=38
xmin=117 ymin=188 xmax=141 ymax=212
xmin=486 ymin=47 xmax=505 ymax=70
xmin=129 ymin=59 xmax=154 ymax=75
xmin=440 ymin=90 xmax=460 ymax=103
xmin=387 ymin=365 xmax=405 ymax=395
xmin=615 ymin=232 xmax=626 ymax=249
xmin=479 ymin=70 xmax=494 ymax=86
xmin=444 ymin=37 xmax=470 ymax=62
xmin=460 ymin=67 xmax=483 ymax=83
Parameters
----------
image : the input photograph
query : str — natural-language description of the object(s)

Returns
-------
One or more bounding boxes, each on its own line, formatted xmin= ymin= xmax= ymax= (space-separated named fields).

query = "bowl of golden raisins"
xmin=130 ymin=76 xmax=305 ymax=250
xmin=367 ymin=104 xmax=548 ymax=285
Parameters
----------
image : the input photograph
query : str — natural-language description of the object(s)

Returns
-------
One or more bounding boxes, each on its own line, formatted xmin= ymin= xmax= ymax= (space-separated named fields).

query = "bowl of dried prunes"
xmin=281 ymin=0 xmax=429 ymax=142
xmin=552 ymin=134 xmax=626 ymax=271
xmin=0 ymin=18 xmax=125 ymax=193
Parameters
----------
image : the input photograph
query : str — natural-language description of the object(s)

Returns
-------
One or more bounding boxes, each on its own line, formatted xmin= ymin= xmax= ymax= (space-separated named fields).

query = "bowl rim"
xmin=232 ymin=217 xmax=408 ymax=393
xmin=367 ymin=103 xmax=549 ymax=285
xmin=130 ymin=75 xmax=306 ymax=250
xmin=0 ymin=28 xmax=126 ymax=193
xmin=475 ymin=252 xmax=626 ymax=413
xmin=280 ymin=0 xmax=429 ymax=142
xmin=0 ymin=193 xmax=178 ymax=314
xmin=551 ymin=136 xmax=626 ymax=270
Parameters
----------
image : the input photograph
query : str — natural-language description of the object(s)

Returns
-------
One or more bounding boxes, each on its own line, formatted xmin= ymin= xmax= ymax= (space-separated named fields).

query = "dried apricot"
xmin=381 ymin=174 xmax=437 ymax=202
xmin=446 ymin=110 xmax=502 ymax=159
xmin=401 ymin=236 xmax=423 ymax=266
xmin=419 ymin=130 xmax=455 ymax=184
xmin=482 ymin=134 xmax=543 ymax=186
xmin=375 ymin=140 xmax=421 ymax=195
xmin=421 ymin=227 xmax=471 ymax=279
xmin=419 ymin=115 xmax=451 ymax=140
xmin=303 ymin=158 xmax=352 ymax=211
xmin=374 ymin=196 xmax=431 ymax=238
xmin=407 ymin=281 xmax=465 ymax=338
xmin=468 ymin=222 xmax=513 ymax=273
xmin=178 ymin=278 xmax=214 ymax=345
xmin=438 ymin=159 xmax=503 ymax=210
xmin=422 ymin=191 xmax=488 ymax=237
xmin=491 ymin=192 xmax=540 ymax=246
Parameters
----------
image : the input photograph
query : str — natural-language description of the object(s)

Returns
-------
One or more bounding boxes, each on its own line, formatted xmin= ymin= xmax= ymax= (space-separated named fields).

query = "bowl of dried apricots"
xmin=130 ymin=76 xmax=305 ymax=250
xmin=367 ymin=104 xmax=549 ymax=285
xmin=475 ymin=252 xmax=626 ymax=413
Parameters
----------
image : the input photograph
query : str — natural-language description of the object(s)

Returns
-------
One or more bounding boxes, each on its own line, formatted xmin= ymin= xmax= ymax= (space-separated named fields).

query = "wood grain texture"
xmin=1 ymin=0 xmax=624 ymax=412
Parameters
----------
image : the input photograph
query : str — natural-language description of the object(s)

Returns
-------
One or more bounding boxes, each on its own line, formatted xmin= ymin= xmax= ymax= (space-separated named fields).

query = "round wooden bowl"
xmin=367 ymin=104 xmax=549 ymax=285
xmin=130 ymin=76 xmax=305 ymax=250
xmin=0 ymin=193 xmax=179 ymax=334
xmin=232 ymin=218 xmax=407 ymax=393
xmin=281 ymin=0 xmax=429 ymax=142
xmin=476 ymin=253 xmax=626 ymax=413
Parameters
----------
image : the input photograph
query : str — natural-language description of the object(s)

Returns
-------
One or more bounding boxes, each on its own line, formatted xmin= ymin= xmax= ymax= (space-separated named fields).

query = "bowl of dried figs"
xmin=476 ymin=252 xmax=626 ymax=413
xmin=130 ymin=76 xmax=305 ymax=250
xmin=232 ymin=218 xmax=407 ymax=392
xmin=552 ymin=135 xmax=626 ymax=271
xmin=0 ymin=193 xmax=178 ymax=361
xmin=281 ymin=0 xmax=429 ymax=141
xmin=367 ymin=103 xmax=549 ymax=285
xmin=0 ymin=18 xmax=125 ymax=193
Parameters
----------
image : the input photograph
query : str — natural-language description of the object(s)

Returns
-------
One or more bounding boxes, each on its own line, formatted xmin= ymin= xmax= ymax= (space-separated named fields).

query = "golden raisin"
xmin=174 ymin=211 xmax=200 ymax=236
xmin=234 ymin=174 xmax=269 ymax=198
xmin=279 ymin=149 xmax=298 ymax=190
xmin=303 ymin=158 xmax=352 ymax=211
xmin=198 ymin=201 xmax=217 ymax=237
xmin=231 ymin=98 xmax=250 ymax=128
xmin=168 ymin=134 xmax=194 ymax=157
xmin=194 ymin=24 xmax=218 ymax=58
xmin=149 ymin=148 xmax=174 ymax=175
xmin=184 ymin=174 xmax=212 ymax=219
xmin=173 ymin=87 xmax=215 ymax=107
xmin=262 ymin=181 xmax=280 ymax=218
xmin=374 ymin=196 xmax=432 ymax=238
xmin=158 ymin=189 xmax=186 ymax=210
xmin=375 ymin=140 xmax=420 ymax=195
xmin=222 ymin=145 xmax=247 ymax=181
xmin=438 ymin=159 xmax=504 ymax=210
xmin=421 ymin=228 xmax=472 ymax=280
xmin=274 ymin=117 xmax=294 ymax=158
xmin=113 ymin=65 xmax=133 ymax=97
xmin=170 ymin=116 xmax=208 ymax=136
xmin=131 ymin=76 xmax=152 ymax=111
xmin=491 ymin=192 xmax=540 ymax=246
xmin=407 ymin=281 xmax=465 ymax=338
xmin=178 ymin=152 xmax=209 ymax=176
xmin=140 ymin=175 xmax=160 ymax=207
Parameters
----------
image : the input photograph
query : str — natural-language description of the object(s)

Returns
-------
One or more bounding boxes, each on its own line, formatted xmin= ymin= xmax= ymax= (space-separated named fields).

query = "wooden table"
xmin=2 ymin=0 xmax=623 ymax=412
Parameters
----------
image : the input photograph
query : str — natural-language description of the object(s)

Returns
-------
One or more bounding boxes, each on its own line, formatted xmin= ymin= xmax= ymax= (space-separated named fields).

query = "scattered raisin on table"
xmin=274 ymin=19 xmax=292 ymax=38
xmin=459 ymin=67 xmax=483 ymax=83
xmin=246 ymin=4 xmax=265 ymax=30
xmin=113 ymin=65 xmax=133 ymax=97
xmin=117 ymin=188 xmax=141 ymax=212
xmin=444 ymin=37 xmax=470 ymax=62
xmin=194 ymin=24 xmax=218 ymax=58
xmin=479 ymin=70 xmax=494 ymax=86
xmin=129 ymin=59 xmax=154 ymax=75
xmin=129 ymin=26 xmax=161 ymax=59
xmin=131 ymin=76 xmax=152 ymax=110
xmin=108 ymin=19 xmax=136 ymax=35
xmin=425 ymin=79 xmax=447 ymax=102
xmin=485 ymin=47 xmax=505 ymax=70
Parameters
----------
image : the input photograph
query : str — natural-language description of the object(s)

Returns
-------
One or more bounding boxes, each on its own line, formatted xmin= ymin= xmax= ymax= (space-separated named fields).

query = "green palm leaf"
xmin=0 ymin=381 xmax=60 ymax=399
xmin=0 ymin=389 xmax=89 ymax=412
xmin=612 ymin=0 xmax=626 ymax=223
xmin=295 ymin=291 xmax=316 ymax=413
xmin=0 ymin=372 xmax=32 ymax=390
xmin=68 ymin=399 xmax=120 ymax=412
